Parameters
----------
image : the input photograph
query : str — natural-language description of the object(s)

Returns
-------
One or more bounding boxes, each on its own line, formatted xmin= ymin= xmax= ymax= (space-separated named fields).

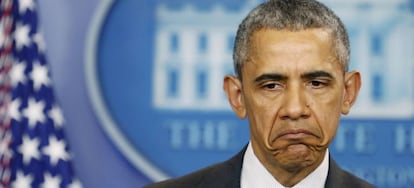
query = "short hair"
xmin=233 ymin=0 xmax=350 ymax=79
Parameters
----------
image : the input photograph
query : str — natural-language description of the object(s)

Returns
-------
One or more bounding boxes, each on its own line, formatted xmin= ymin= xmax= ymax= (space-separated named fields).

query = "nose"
xmin=279 ymin=85 xmax=310 ymax=120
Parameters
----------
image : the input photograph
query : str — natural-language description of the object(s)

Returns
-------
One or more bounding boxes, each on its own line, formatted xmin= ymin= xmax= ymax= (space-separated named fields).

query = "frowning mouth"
xmin=275 ymin=129 xmax=319 ymax=141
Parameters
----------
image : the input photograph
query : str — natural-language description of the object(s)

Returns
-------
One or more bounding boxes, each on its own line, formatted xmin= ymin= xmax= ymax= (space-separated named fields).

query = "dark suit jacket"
xmin=144 ymin=147 xmax=375 ymax=188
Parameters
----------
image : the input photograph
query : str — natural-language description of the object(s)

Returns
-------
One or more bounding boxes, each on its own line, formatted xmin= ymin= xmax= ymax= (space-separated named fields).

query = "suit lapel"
xmin=325 ymin=157 xmax=346 ymax=188
xmin=197 ymin=146 xmax=247 ymax=188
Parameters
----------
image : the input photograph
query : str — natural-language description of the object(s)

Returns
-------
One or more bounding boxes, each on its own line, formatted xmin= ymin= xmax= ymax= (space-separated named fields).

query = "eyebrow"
xmin=254 ymin=73 xmax=287 ymax=83
xmin=254 ymin=70 xmax=334 ymax=83
xmin=301 ymin=70 xmax=334 ymax=80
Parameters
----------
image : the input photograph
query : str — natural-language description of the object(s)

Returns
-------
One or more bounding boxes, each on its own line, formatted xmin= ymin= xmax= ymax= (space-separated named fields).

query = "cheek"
xmin=246 ymin=95 xmax=280 ymax=141
xmin=319 ymin=110 xmax=340 ymax=139
xmin=310 ymin=86 xmax=344 ymax=114
xmin=310 ymin=93 xmax=343 ymax=139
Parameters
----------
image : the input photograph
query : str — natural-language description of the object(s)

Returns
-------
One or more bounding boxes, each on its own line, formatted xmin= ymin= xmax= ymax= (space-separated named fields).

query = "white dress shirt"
xmin=241 ymin=142 xmax=329 ymax=188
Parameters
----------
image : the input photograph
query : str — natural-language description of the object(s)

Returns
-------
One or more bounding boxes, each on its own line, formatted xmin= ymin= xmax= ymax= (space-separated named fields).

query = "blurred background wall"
xmin=37 ymin=0 xmax=414 ymax=187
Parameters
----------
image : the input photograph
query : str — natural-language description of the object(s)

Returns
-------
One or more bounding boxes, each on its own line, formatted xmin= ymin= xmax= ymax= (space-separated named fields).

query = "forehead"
xmin=244 ymin=28 xmax=341 ymax=75
xmin=249 ymin=28 xmax=333 ymax=55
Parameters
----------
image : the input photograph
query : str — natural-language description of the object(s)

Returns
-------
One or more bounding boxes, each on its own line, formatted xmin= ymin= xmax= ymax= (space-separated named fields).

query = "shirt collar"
xmin=241 ymin=142 xmax=329 ymax=188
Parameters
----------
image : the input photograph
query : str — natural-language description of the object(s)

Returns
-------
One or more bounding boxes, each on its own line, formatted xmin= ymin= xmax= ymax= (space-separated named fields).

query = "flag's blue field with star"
xmin=0 ymin=0 xmax=81 ymax=187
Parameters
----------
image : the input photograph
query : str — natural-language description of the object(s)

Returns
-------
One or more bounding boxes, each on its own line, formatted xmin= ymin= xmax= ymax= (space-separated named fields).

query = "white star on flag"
xmin=41 ymin=173 xmax=62 ymax=188
xmin=8 ymin=98 xmax=22 ymax=121
xmin=48 ymin=105 xmax=65 ymax=128
xmin=9 ymin=62 xmax=27 ymax=86
xmin=42 ymin=136 xmax=70 ymax=165
xmin=22 ymin=98 xmax=46 ymax=128
xmin=18 ymin=0 xmax=35 ymax=14
xmin=12 ymin=171 xmax=33 ymax=188
xmin=68 ymin=179 xmax=83 ymax=188
xmin=30 ymin=62 xmax=50 ymax=90
xmin=18 ymin=135 xmax=41 ymax=165
xmin=13 ymin=23 xmax=31 ymax=50
xmin=33 ymin=32 xmax=46 ymax=52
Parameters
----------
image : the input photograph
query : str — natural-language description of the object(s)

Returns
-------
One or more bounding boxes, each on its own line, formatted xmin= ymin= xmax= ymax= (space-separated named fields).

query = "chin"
xmin=274 ymin=144 xmax=319 ymax=171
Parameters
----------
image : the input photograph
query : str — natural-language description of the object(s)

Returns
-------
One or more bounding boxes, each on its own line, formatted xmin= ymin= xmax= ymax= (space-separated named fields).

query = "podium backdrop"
xmin=39 ymin=0 xmax=414 ymax=187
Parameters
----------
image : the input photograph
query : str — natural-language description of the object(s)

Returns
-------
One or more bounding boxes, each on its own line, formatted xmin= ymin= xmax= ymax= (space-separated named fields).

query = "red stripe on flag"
xmin=0 ymin=0 xmax=14 ymax=187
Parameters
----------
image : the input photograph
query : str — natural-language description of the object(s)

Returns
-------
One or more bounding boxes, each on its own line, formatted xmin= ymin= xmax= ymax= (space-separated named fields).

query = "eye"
xmin=265 ymin=83 xmax=277 ymax=89
xmin=308 ymin=80 xmax=327 ymax=89
xmin=262 ymin=82 xmax=283 ymax=90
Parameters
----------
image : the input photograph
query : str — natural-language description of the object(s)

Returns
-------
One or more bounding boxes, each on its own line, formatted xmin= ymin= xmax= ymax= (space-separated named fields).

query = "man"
xmin=145 ymin=0 xmax=374 ymax=187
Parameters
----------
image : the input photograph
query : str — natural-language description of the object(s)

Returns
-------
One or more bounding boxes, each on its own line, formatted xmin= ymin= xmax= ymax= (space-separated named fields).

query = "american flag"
xmin=0 ymin=0 xmax=82 ymax=187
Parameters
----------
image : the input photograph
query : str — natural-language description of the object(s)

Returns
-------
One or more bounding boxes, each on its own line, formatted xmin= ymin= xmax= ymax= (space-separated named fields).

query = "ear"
xmin=341 ymin=71 xmax=361 ymax=115
xmin=223 ymin=75 xmax=247 ymax=119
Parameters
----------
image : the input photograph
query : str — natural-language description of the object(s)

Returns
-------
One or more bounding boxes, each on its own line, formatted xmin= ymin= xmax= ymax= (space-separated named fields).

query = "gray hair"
xmin=233 ymin=0 xmax=350 ymax=79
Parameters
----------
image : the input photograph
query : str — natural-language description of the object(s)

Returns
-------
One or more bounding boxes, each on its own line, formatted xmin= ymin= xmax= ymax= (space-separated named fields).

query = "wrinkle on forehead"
xmin=247 ymin=28 xmax=339 ymax=71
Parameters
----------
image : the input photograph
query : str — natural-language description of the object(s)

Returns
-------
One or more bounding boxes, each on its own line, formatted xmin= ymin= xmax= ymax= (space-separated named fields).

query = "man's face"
xmin=225 ymin=28 xmax=360 ymax=172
